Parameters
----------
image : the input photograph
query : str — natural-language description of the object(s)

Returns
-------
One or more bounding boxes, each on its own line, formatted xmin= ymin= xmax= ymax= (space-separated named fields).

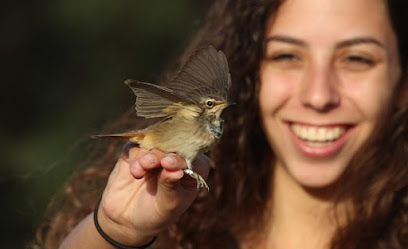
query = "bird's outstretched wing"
xmin=166 ymin=46 xmax=231 ymax=102
xmin=126 ymin=46 xmax=231 ymax=118
xmin=125 ymin=80 xmax=198 ymax=118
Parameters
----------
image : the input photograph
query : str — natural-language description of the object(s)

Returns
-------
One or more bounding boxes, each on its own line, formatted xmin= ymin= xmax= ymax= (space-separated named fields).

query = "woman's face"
xmin=259 ymin=0 xmax=402 ymax=188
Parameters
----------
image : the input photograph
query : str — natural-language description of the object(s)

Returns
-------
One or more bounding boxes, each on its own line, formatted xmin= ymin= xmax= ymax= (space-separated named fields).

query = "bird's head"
xmin=201 ymin=98 xmax=233 ymax=118
xmin=199 ymin=98 xmax=233 ymax=138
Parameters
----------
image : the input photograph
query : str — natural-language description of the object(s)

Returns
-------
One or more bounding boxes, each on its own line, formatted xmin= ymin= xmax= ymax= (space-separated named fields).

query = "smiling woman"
xmin=30 ymin=0 xmax=408 ymax=249
xmin=259 ymin=0 xmax=401 ymax=189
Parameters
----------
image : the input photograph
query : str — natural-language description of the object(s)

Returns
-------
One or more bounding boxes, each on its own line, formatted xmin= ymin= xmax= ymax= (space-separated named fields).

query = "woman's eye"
xmin=268 ymin=53 xmax=299 ymax=62
xmin=344 ymin=55 xmax=375 ymax=65
xmin=264 ymin=52 xmax=302 ymax=69
xmin=341 ymin=55 xmax=376 ymax=71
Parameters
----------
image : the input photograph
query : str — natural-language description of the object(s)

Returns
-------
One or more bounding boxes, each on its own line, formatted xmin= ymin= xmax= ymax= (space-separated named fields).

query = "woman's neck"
xmin=264 ymin=164 xmax=348 ymax=249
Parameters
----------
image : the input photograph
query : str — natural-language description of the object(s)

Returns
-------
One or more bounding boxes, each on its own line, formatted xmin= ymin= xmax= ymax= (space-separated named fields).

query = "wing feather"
xmin=125 ymin=80 xmax=197 ymax=118
xmin=166 ymin=46 xmax=231 ymax=101
xmin=125 ymin=46 xmax=231 ymax=119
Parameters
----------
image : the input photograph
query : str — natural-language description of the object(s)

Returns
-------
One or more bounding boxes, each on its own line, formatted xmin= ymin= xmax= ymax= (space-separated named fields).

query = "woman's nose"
xmin=299 ymin=64 xmax=340 ymax=112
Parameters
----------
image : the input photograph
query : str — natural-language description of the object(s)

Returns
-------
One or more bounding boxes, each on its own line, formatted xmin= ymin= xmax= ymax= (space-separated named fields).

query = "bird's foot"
xmin=183 ymin=169 xmax=209 ymax=191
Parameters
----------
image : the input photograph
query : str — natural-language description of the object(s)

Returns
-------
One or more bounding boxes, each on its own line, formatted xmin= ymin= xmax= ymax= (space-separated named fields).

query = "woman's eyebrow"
xmin=336 ymin=37 xmax=385 ymax=49
xmin=265 ymin=35 xmax=385 ymax=50
xmin=264 ymin=35 xmax=307 ymax=47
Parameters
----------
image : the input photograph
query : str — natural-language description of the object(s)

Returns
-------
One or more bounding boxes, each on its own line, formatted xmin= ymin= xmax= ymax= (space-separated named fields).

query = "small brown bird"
xmin=94 ymin=46 xmax=232 ymax=190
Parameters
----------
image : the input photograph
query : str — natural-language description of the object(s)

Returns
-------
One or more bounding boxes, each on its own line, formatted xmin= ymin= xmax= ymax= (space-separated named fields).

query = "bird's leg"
xmin=183 ymin=160 xmax=209 ymax=191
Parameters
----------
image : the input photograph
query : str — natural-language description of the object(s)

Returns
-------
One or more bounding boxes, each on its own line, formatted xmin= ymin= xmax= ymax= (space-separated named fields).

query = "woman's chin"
xmin=284 ymin=160 xmax=349 ymax=190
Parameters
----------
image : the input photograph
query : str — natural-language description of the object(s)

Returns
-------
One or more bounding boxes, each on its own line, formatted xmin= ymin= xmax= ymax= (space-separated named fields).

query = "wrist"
xmin=94 ymin=199 xmax=157 ymax=248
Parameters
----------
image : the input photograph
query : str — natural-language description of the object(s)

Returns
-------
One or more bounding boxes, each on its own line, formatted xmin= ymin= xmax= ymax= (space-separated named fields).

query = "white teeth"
xmin=291 ymin=124 xmax=346 ymax=142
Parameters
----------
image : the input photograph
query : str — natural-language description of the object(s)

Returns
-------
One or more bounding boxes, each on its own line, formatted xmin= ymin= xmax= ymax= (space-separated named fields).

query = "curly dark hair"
xmin=29 ymin=0 xmax=408 ymax=248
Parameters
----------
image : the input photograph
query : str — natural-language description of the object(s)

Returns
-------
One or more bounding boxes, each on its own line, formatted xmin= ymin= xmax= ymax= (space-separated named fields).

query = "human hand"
xmin=95 ymin=142 xmax=210 ymax=247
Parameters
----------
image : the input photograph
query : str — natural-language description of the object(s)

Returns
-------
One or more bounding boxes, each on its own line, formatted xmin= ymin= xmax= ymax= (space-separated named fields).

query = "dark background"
xmin=0 ymin=1 xmax=208 ymax=248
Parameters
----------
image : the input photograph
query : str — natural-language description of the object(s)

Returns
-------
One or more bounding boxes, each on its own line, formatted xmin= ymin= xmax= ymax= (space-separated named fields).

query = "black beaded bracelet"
xmin=94 ymin=199 xmax=157 ymax=249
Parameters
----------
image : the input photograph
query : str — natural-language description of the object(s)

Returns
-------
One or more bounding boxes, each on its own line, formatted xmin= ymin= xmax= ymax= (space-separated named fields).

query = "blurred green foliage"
xmin=0 ymin=0 xmax=208 ymax=247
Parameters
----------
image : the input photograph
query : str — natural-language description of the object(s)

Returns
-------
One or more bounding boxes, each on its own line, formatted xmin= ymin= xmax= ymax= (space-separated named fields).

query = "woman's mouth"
xmin=288 ymin=123 xmax=352 ymax=157
xmin=291 ymin=124 xmax=346 ymax=146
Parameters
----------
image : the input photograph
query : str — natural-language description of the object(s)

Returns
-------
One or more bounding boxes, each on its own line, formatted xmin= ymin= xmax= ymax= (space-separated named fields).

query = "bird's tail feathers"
xmin=91 ymin=132 xmax=145 ymax=143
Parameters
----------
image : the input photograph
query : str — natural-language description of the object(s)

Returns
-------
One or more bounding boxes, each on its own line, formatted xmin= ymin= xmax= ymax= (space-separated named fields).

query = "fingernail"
xmin=130 ymin=160 xmax=140 ymax=170
xmin=163 ymin=156 xmax=176 ymax=166
xmin=130 ymin=161 xmax=144 ymax=179
xmin=141 ymin=154 xmax=157 ymax=165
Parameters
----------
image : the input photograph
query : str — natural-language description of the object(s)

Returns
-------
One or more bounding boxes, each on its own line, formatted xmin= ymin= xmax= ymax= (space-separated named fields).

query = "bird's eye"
xmin=206 ymin=101 xmax=214 ymax=107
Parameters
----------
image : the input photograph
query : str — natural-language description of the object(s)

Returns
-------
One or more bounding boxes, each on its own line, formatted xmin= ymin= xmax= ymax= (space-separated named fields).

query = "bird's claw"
xmin=183 ymin=169 xmax=209 ymax=191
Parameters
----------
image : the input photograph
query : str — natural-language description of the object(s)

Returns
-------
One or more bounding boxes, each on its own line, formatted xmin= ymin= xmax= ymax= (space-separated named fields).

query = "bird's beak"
xmin=219 ymin=102 xmax=235 ymax=109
